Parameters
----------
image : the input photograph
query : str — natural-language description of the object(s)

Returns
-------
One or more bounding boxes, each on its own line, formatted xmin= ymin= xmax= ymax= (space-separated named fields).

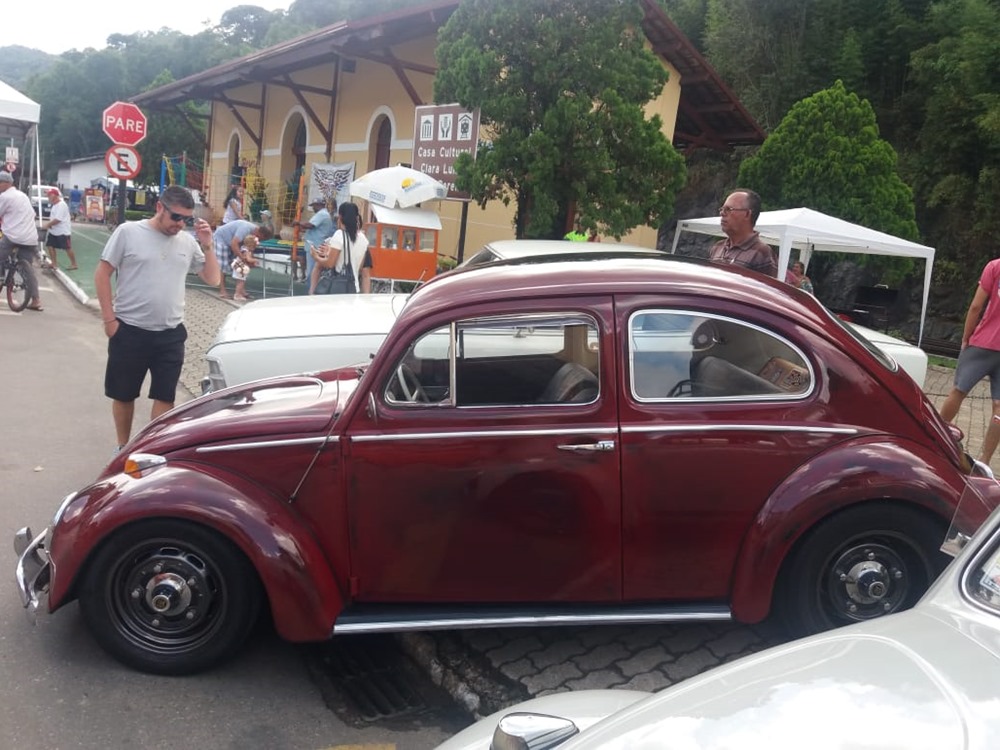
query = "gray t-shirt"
xmin=101 ymin=219 xmax=205 ymax=330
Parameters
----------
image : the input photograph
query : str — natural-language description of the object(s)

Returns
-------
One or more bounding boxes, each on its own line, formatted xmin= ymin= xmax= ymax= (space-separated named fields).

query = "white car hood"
xmin=211 ymin=293 xmax=405 ymax=344
xmin=564 ymin=610 xmax=1000 ymax=750
xmin=440 ymin=609 xmax=1000 ymax=750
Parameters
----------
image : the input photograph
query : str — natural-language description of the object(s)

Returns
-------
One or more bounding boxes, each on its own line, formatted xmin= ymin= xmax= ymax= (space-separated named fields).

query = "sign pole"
xmin=457 ymin=201 xmax=469 ymax=263
xmin=118 ymin=178 xmax=127 ymax=226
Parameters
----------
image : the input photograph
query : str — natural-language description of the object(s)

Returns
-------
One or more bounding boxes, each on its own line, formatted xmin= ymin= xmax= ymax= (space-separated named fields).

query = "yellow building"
xmin=134 ymin=0 xmax=763 ymax=267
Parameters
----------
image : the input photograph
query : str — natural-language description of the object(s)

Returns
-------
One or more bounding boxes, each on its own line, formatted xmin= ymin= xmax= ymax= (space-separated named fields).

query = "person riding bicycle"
xmin=0 ymin=171 xmax=43 ymax=311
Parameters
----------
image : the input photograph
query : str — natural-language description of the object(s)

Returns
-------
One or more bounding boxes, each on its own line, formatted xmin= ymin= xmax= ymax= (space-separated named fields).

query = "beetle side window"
xmin=385 ymin=314 xmax=601 ymax=407
xmin=630 ymin=311 xmax=812 ymax=401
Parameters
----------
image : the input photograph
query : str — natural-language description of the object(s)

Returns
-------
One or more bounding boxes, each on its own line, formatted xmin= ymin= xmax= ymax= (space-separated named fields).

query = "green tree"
xmin=905 ymin=0 xmax=1000 ymax=278
xmin=738 ymin=81 xmax=918 ymax=242
xmin=217 ymin=5 xmax=283 ymax=48
xmin=434 ymin=0 xmax=686 ymax=239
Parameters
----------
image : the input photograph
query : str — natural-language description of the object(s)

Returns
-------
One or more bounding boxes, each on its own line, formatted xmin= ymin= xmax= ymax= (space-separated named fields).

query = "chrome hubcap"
xmin=828 ymin=543 xmax=907 ymax=620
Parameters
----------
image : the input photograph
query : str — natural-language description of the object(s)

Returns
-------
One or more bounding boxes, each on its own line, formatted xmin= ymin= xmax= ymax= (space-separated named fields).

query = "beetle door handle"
xmin=557 ymin=440 xmax=615 ymax=453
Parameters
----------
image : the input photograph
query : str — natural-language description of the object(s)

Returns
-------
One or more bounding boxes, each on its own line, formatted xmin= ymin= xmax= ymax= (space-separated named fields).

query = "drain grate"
xmin=307 ymin=635 xmax=433 ymax=723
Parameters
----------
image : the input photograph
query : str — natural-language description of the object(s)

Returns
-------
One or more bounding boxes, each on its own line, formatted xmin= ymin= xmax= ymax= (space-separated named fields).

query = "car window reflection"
xmin=630 ymin=311 xmax=813 ymax=401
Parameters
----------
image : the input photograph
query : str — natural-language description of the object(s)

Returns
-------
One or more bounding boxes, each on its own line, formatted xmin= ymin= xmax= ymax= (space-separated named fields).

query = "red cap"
xmin=46 ymin=188 xmax=60 ymax=196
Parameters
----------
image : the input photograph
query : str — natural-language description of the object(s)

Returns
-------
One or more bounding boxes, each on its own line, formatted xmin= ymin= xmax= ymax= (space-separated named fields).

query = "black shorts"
xmin=46 ymin=234 xmax=70 ymax=250
xmin=105 ymin=321 xmax=187 ymax=403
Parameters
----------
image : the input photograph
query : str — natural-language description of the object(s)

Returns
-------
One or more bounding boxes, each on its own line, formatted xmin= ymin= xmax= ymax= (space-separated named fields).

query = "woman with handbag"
xmin=311 ymin=202 xmax=372 ymax=294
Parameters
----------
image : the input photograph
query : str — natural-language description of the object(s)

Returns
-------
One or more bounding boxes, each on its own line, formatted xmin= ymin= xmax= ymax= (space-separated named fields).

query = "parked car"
xmin=201 ymin=293 xmax=407 ymax=393
xmin=435 ymin=466 xmax=1000 ymax=750
xmin=202 ymin=240 xmax=928 ymax=393
xmin=28 ymin=184 xmax=61 ymax=218
xmin=16 ymin=252 xmax=973 ymax=675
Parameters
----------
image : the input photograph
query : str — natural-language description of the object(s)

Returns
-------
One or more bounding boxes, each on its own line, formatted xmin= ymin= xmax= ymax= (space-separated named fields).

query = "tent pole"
xmin=919 ymin=255 xmax=933 ymax=347
xmin=670 ymin=223 xmax=683 ymax=254
xmin=33 ymin=124 xmax=43 ymax=222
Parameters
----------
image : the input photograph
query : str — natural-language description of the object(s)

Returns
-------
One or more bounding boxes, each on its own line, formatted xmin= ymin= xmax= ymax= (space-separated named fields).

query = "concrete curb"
xmin=396 ymin=632 xmax=530 ymax=720
xmin=50 ymin=266 xmax=91 ymax=307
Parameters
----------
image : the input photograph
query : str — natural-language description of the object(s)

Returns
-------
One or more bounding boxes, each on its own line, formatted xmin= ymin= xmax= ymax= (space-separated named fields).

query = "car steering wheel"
xmin=667 ymin=379 xmax=693 ymax=398
xmin=395 ymin=364 xmax=428 ymax=403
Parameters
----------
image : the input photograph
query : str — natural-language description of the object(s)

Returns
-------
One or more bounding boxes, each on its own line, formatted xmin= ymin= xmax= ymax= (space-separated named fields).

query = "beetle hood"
xmin=125 ymin=372 xmax=361 ymax=455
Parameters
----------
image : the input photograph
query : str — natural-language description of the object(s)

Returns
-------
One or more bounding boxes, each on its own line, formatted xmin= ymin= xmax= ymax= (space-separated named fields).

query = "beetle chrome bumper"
xmin=14 ymin=526 xmax=51 ymax=623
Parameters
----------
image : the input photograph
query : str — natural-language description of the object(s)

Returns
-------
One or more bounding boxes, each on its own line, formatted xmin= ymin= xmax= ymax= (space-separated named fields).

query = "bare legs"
xmin=47 ymin=244 xmax=78 ymax=270
xmin=939 ymin=388 xmax=1000 ymax=464
xmin=112 ymin=399 xmax=175 ymax=448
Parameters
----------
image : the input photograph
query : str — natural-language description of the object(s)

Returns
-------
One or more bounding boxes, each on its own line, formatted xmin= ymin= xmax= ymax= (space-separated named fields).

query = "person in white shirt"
xmin=310 ymin=201 xmax=373 ymax=293
xmin=43 ymin=188 xmax=76 ymax=270
xmin=0 ymin=171 xmax=43 ymax=310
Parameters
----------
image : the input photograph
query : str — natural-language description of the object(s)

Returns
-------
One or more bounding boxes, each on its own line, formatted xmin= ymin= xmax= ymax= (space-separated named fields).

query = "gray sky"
xmin=10 ymin=0 xmax=288 ymax=55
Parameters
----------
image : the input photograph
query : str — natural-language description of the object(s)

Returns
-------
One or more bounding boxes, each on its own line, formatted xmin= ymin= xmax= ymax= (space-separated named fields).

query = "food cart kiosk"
xmin=365 ymin=205 xmax=441 ymax=288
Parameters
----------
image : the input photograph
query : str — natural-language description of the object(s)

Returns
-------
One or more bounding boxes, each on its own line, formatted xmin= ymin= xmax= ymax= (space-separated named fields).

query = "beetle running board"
xmin=332 ymin=603 xmax=731 ymax=634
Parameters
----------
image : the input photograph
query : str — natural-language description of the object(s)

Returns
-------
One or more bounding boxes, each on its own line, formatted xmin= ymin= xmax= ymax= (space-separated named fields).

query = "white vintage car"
xmin=201 ymin=240 xmax=929 ymax=392
xmin=200 ymin=293 xmax=406 ymax=393
xmin=437 ymin=466 xmax=1000 ymax=750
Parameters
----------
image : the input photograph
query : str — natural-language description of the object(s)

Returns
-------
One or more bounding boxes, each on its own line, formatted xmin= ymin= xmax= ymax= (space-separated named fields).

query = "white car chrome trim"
xmin=350 ymin=427 xmax=618 ymax=443
xmin=621 ymin=424 xmax=858 ymax=435
xmin=195 ymin=436 xmax=332 ymax=453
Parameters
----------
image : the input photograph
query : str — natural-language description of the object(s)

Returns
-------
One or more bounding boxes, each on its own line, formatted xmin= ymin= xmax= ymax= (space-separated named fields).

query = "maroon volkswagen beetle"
xmin=15 ymin=253 xmax=977 ymax=674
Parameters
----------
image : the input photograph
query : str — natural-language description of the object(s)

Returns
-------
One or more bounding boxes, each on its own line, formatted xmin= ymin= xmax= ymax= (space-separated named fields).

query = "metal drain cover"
xmin=306 ymin=635 xmax=458 ymax=726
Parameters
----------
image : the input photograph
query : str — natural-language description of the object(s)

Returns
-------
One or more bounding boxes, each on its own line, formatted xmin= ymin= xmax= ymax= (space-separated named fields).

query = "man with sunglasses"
xmin=709 ymin=189 xmax=777 ymax=277
xmin=95 ymin=185 xmax=221 ymax=453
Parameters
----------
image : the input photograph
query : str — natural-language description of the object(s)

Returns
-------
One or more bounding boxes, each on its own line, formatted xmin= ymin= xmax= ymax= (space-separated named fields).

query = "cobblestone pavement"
xmin=61 ymin=275 xmax=1000 ymax=718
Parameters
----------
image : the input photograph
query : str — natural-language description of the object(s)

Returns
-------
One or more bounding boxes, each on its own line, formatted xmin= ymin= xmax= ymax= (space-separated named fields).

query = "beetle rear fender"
xmin=48 ymin=463 xmax=344 ymax=642
xmin=729 ymin=438 xmax=964 ymax=623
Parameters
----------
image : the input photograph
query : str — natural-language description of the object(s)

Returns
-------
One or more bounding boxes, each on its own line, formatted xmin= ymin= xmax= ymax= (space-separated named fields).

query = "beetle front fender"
xmin=729 ymin=438 xmax=964 ymax=623
xmin=47 ymin=463 xmax=343 ymax=643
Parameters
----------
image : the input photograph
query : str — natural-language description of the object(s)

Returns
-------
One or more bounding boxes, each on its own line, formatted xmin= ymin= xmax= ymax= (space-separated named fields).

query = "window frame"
xmin=628 ymin=308 xmax=815 ymax=403
xmin=383 ymin=311 xmax=602 ymax=409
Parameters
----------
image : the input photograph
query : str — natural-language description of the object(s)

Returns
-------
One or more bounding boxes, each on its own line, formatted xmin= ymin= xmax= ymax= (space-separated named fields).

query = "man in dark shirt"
xmin=709 ymin=189 xmax=777 ymax=277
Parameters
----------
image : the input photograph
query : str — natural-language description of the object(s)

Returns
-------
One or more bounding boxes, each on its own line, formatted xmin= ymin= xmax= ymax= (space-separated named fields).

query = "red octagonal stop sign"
xmin=102 ymin=101 xmax=148 ymax=146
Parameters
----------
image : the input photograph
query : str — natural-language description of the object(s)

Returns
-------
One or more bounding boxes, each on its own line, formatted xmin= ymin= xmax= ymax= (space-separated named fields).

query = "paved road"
xmin=28 ymin=229 xmax=1000 ymax=727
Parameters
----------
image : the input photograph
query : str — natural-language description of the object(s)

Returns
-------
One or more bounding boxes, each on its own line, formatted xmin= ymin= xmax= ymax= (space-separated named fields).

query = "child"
xmin=231 ymin=234 xmax=259 ymax=302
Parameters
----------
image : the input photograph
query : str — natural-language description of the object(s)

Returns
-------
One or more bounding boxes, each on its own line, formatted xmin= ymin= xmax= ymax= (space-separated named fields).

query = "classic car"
xmin=15 ymin=253 xmax=973 ymax=675
xmin=436 ymin=466 xmax=1000 ymax=750
xmin=200 ymin=293 xmax=406 ymax=393
xmin=201 ymin=240 xmax=928 ymax=393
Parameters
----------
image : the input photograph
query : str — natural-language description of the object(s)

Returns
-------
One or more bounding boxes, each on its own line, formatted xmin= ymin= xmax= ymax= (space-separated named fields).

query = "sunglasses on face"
xmin=162 ymin=205 xmax=195 ymax=226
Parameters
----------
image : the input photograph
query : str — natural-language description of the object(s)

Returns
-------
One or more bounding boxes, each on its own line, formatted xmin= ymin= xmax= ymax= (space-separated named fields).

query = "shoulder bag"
xmin=315 ymin=233 xmax=357 ymax=295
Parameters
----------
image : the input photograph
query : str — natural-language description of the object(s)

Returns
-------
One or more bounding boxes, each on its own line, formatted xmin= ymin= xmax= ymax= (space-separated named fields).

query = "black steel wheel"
xmin=5 ymin=264 xmax=29 ymax=312
xmin=79 ymin=520 xmax=262 ymax=675
xmin=776 ymin=504 xmax=948 ymax=636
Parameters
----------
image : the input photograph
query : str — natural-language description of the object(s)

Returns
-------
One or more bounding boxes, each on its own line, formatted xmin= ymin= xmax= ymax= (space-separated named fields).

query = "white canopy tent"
xmin=671 ymin=207 xmax=936 ymax=345
xmin=0 ymin=79 xmax=43 ymax=219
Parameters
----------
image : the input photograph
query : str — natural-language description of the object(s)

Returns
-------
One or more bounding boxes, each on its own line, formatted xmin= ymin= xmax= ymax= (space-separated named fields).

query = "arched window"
xmin=374 ymin=118 xmax=391 ymax=170
xmin=293 ymin=120 xmax=307 ymax=172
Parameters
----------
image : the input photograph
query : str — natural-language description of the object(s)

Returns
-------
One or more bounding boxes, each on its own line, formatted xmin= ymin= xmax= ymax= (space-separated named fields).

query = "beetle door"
xmin=345 ymin=300 xmax=622 ymax=604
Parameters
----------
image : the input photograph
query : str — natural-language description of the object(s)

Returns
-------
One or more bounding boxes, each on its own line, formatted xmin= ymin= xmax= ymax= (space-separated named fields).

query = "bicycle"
xmin=2 ymin=244 xmax=34 ymax=312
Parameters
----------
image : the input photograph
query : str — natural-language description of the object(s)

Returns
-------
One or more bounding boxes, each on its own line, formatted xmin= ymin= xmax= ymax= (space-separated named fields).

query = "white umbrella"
xmin=349 ymin=166 xmax=448 ymax=209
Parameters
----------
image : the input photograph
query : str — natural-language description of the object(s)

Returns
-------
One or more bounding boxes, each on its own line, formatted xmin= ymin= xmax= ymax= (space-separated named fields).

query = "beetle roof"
xmin=402 ymin=254 xmax=826 ymax=330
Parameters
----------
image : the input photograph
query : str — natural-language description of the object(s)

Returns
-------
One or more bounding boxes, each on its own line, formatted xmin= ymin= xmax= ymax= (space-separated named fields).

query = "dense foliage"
xmin=739 ymin=81 xmax=918 ymax=241
xmin=434 ymin=0 xmax=686 ymax=239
